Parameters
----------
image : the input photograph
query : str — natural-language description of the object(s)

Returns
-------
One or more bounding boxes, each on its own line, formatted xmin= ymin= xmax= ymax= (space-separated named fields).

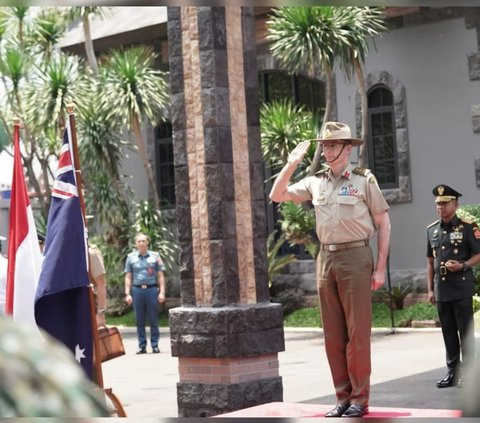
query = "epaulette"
xmin=460 ymin=216 xmax=474 ymax=225
xmin=427 ymin=220 xmax=440 ymax=228
xmin=352 ymin=167 xmax=370 ymax=177
xmin=314 ymin=166 xmax=329 ymax=177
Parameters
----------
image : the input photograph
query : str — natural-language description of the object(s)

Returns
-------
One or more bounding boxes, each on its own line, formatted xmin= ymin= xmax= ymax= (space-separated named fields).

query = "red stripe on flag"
xmin=58 ymin=149 xmax=71 ymax=169
xmin=6 ymin=124 xmax=30 ymax=314
xmin=52 ymin=188 xmax=75 ymax=198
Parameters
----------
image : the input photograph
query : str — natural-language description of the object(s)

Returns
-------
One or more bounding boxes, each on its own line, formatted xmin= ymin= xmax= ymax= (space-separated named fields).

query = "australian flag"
xmin=35 ymin=121 xmax=93 ymax=379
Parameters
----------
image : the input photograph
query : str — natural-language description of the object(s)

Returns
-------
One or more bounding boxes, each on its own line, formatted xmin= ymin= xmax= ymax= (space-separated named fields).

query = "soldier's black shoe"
xmin=436 ymin=370 xmax=457 ymax=388
xmin=136 ymin=348 xmax=147 ymax=354
xmin=152 ymin=347 xmax=160 ymax=353
xmin=325 ymin=403 xmax=350 ymax=417
xmin=342 ymin=404 xmax=369 ymax=418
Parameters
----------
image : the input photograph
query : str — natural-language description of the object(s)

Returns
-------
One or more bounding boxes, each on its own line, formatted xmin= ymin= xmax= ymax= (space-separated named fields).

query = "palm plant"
xmin=266 ymin=7 xmax=339 ymax=174
xmin=278 ymin=201 xmax=318 ymax=258
xmin=267 ymin=6 xmax=388 ymax=171
xmin=334 ymin=7 xmax=388 ymax=166
xmin=260 ymin=98 xmax=318 ymax=180
xmin=28 ymin=8 xmax=67 ymax=61
xmin=99 ymin=46 xmax=170 ymax=209
xmin=267 ymin=230 xmax=296 ymax=289
xmin=62 ymin=7 xmax=114 ymax=76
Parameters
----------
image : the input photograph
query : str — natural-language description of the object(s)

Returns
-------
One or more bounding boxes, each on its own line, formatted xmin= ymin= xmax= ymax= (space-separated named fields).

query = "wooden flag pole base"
xmin=104 ymin=387 xmax=127 ymax=417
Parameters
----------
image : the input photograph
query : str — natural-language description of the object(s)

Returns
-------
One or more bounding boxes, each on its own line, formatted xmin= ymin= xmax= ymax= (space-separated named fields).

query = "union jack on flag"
xmin=35 ymin=121 xmax=94 ymax=379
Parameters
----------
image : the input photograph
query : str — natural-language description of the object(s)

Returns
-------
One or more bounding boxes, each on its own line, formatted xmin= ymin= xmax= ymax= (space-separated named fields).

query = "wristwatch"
xmin=462 ymin=262 xmax=470 ymax=272
xmin=97 ymin=308 xmax=105 ymax=314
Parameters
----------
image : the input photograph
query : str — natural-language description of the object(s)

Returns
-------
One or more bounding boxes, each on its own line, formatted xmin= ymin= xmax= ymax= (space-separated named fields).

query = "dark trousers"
xmin=132 ymin=286 xmax=160 ymax=349
xmin=437 ymin=297 xmax=475 ymax=372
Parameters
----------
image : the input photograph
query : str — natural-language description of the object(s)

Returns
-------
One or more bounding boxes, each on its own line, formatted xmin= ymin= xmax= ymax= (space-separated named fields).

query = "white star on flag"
xmin=75 ymin=344 xmax=86 ymax=363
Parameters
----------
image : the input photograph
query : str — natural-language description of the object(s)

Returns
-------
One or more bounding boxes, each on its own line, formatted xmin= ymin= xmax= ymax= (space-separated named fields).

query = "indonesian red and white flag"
xmin=5 ymin=122 xmax=42 ymax=327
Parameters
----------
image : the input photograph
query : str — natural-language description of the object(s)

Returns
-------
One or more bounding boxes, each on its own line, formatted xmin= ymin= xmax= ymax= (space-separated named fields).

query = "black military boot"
xmin=436 ymin=369 xmax=457 ymax=388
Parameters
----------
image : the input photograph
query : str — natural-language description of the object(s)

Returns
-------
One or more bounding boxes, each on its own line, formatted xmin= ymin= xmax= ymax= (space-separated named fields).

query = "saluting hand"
xmin=287 ymin=141 xmax=310 ymax=166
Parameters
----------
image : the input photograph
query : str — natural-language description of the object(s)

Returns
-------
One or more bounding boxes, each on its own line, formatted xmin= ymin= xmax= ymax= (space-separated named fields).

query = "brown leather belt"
xmin=320 ymin=239 xmax=369 ymax=252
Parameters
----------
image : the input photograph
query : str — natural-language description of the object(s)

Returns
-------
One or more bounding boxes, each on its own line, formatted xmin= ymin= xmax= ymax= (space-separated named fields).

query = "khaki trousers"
xmin=317 ymin=245 xmax=373 ymax=406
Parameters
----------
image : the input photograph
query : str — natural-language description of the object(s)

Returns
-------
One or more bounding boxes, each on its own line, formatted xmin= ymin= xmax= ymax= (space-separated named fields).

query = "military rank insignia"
xmin=474 ymin=226 xmax=480 ymax=239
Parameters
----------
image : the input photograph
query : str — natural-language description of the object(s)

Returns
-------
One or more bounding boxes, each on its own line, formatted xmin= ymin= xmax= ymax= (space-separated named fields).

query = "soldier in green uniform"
xmin=427 ymin=184 xmax=480 ymax=388
xmin=270 ymin=121 xmax=391 ymax=418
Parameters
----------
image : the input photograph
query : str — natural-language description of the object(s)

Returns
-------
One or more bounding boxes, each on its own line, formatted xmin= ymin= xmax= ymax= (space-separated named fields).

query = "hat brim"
xmin=308 ymin=137 xmax=364 ymax=146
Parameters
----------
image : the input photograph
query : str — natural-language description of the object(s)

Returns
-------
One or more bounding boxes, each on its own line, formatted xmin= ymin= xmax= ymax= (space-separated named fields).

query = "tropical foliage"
xmin=267 ymin=230 xmax=296 ymax=288
xmin=260 ymin=98 xmax=318 ymax=180
xmin=0 ymin=7 xmax=177 ymax=300
xmin=266 ymin=6 xmax=388 ymax=170
xmin=277 ymin=201 xmax=318 ymax=258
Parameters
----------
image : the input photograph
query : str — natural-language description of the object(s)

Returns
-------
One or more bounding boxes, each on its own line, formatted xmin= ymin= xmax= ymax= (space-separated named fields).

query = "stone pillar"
xmin=167 ymin=6 xmax=285 ymax=417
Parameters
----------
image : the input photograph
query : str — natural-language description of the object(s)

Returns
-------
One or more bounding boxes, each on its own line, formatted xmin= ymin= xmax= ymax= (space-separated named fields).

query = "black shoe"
xmin=325 ymin=403 xmax=350 ymax=418
xmin=342 ymin=404 xmax=369 ymax=418
xmin=436 ymin=370 xmax=457 ymax=388
xmin=152 ymin=347 xmax=160 ymax=353
xmin=136 ymin=348 xmax=147 ymax=354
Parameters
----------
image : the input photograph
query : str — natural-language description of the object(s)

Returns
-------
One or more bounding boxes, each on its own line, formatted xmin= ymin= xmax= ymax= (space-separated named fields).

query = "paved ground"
xmin=101 ymin=326 xmax=476 ymax=418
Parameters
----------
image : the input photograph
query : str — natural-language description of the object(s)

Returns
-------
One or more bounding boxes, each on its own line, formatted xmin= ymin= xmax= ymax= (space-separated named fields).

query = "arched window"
xmin=367 ymin=85 xmax=398 ymax=189
xmin=358 ymin=71 xmax=411 ymax=204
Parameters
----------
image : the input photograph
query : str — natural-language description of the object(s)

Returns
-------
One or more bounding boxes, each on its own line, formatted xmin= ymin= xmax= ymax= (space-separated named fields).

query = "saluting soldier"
xmin=427 ymin=184 xmax=480 ymax=388
xmin=270 ymin=121 xmax=391 ymax=418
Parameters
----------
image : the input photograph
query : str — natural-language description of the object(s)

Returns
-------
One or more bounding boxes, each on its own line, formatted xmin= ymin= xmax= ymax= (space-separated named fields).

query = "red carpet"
xmin=217 ymin=402 xmax=462 ymax=418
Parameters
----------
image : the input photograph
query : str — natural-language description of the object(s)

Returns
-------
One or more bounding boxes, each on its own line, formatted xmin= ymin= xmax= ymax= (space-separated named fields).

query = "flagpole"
xmin=66 ymin=104 xmax=126 ymax=417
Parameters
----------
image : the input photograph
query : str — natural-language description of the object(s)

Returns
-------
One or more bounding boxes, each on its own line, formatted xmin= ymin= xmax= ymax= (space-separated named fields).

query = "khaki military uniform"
xmin=288 ymin=162 xmax=389 ymax=407
xmin=89 ymin=245 xmax=106 ymax=279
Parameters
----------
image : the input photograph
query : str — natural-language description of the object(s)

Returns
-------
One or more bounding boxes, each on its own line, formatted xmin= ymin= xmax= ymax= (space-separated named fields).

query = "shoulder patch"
xmin=474 ymin=226 xmax=480 ymax=239
xmin=427 ymin=220 xmax=440 ymax=228
xmin=352 ymin=167 xmax=370 ymax=177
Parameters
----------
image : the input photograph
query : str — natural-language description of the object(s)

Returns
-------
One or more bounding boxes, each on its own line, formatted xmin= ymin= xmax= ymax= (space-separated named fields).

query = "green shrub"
xmin=473 ymin=295 xmax=480 ymax=314
xmin=282 ymin=302 xmax=438 ymax=328
xmin=390 ymin=283 xmax=413 ymax=310
xmin=267 ymin=230 xmax=296 ymax=289
xmin=458 ymin=205 xmax=480 ymax=294
xmin=278 ymin=201 xmax=318 ymax=257
xmin=272 ymin=288 xmax=305 ymax=316
xmin=283 ymin=307 xmax=322 ymax=328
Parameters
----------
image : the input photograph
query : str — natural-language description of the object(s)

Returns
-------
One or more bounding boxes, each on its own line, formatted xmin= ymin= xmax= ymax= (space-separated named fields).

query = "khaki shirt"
xmin=287 ymin=162 xmax=389 ymax=244
xmin=89 ymin=245 xmax=105 ymax=279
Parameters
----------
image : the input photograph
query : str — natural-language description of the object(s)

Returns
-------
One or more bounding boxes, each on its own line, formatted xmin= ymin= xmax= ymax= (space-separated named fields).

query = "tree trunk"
xmin=82 ymin=15 xmax=98 ymax=76
xmin=309 ymin=62 xmax=334 ymax=175
xmin=131 ymin=115 xmax=160 ymax=209
xmin=354 ymin=58 xmax=368 ymax=169
xmin=22 ymin=156 xmax=49 ymax=218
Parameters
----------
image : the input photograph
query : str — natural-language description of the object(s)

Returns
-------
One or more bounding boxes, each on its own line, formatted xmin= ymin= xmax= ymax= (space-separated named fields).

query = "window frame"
xmin=367 ymin=85 xmax=399 ymax=190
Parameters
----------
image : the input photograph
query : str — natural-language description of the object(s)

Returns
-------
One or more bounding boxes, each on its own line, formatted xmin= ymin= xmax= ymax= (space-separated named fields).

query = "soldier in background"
xmin=427 ymin=184 xmax=480 ymax=388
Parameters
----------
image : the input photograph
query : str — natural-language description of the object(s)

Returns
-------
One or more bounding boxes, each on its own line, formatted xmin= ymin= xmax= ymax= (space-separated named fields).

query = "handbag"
xmin=97 ymin=326 xmax=126 ymax=363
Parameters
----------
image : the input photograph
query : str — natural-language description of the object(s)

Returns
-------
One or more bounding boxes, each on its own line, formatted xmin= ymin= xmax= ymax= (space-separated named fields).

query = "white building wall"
xmin=335 ymin=17 xmax=480 ymax=273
